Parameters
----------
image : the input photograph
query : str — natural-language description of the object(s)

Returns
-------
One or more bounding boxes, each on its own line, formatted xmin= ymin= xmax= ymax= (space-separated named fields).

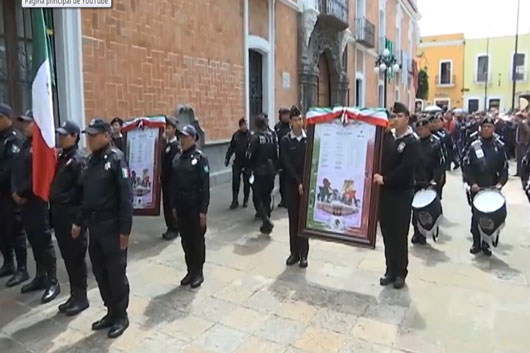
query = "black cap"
xmin=279 ymin=108 xmax=290 ymax=115
xmin=56 ymin=120 xmax=81 ymax=135
xmin=17 ymin=110 xmax=34 ymax=122
xmin=166 ymin=116 xmax=178 ymax=128
xmin=0 ymin=104 xmax=14 ymax=118
xmin=83 ymin=118 xmax=112 ymax=135
xmin=178 ymin=124 xmax=199 ymax=141
xmin=416 ymin=118 xmax=430 ymax=128
xmin=481 ymin=116 xmax=495 ymax=126
xmin=110 ymin=117 xmax=124 ymax=126
xmin=393 ymin=102 xmax=410 ymax=116
xmin=428 ymin=114 xmax=440 ymax=122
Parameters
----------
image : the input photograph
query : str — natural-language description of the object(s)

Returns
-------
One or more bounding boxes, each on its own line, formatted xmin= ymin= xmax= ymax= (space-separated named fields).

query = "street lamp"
xmin=375 ymin=49 xmax=400 ymax=108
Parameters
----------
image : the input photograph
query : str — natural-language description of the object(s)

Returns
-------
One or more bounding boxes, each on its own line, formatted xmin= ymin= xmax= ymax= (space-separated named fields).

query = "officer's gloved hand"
xmin=224 ymin=160 xmax=229 ymax=167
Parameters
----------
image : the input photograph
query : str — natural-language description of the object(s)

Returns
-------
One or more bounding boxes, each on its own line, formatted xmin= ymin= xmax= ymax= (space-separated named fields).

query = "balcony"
xmin=436 ymin=75 xmax=456 ymax=87
xmin=318 ymin=0 xmax=349 ymax=31
xmin=355 ymin=17 xmax=375 ymax=48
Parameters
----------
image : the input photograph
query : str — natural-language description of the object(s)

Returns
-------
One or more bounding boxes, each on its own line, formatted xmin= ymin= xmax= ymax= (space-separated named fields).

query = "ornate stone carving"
xmin=302 ymin=8 xmax=319 ymax=47
xmin=174 ymin=104 xmax=205 ymax=146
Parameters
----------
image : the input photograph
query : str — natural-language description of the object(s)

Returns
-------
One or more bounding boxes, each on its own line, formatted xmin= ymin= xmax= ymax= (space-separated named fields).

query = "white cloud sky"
xmin=417 ymin=0 xmax=530 ymax=38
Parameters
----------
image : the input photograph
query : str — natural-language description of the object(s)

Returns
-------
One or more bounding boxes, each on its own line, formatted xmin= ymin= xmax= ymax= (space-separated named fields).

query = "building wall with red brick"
xmin=81 ymin=0 xmax=245 ymax=142
xmin=275 ymin=2 xmax=299 ymax=113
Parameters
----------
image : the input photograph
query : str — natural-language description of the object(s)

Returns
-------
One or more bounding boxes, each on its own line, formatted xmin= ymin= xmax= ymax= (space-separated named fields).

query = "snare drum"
xmin=472 ymin=189 xmax=506 ymax=248
xmin=412 ymin=189 xmax=443 ymax=240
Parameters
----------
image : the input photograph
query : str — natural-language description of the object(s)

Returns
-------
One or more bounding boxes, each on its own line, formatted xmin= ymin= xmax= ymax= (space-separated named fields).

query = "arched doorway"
xmin=317 ymin=54 xmax=331 ymax=107
xmin=248 ymin=49 xmax=263 ymax=130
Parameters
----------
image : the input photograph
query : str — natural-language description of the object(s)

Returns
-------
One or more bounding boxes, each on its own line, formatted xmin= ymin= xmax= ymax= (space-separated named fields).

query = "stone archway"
xmin=299 ymin=18 xmax=349 ymax=111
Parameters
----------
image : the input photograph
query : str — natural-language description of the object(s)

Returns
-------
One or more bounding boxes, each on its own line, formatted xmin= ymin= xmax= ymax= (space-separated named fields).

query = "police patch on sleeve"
xmin=122 ymin=168 xmax=129 ymax=178
xmin=10 ymin=144 xmax=20 ymax=154
xmin=397 ymin=142 xmax=406 ymax=153
xmin=203 ymin=165 xmax=209 ymax=173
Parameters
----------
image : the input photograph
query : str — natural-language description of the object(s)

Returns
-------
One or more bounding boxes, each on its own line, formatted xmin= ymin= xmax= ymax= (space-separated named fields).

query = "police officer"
xmin=12 ymin=111 xmax=59 ymax=303
xmin=463 ymin=116 xmax=508 ymax=256
xmin=75 ymin=118 xmax=132 ymax=338
xmin=275 ymin=108 xmax=291 ymax=208
xmin=50 ymin=121 xmax=89 ymax=316
xmin=281 ymin=106 xmax=309 ymax=268
xmin=412 ymin=118 xmax=444 ymax=245
xmin=225 ymin=118 xmax=251 ymax=209
xmin=161 ymin=116 xmax=181 ymax=240
xmin=429 ymin=114 xmax=451 ymax=198
xmin=171 ymin=125 xmax=210 ymax=288
xmin=0 ymin=104 xmax=28 ymax=287
xmin=246 ymin=114 xmax=278 ymax=234
xmin=110 ymin=117 xmax=125 ymax=152
xmin=374 ymin=102 xmax=419 ymax=289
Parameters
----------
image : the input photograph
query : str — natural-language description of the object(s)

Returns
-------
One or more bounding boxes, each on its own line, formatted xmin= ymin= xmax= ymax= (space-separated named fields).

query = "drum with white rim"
xmin=472 ymin=189 xmax=506 ymax=248
xmin=412 ymin=188 xmax=442 ymax=240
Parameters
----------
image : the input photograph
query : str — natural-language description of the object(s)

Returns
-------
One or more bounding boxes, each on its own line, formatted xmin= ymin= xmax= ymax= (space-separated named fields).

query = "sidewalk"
xmin=1 ymin=173 xmax=530 ymax=353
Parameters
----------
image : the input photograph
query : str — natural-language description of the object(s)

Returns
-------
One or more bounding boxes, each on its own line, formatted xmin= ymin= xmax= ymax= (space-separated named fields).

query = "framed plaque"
xmin=299 ymin=108 xmax=388 ymax=248
xmin=122 ymin=116 xmax=167 ymax=216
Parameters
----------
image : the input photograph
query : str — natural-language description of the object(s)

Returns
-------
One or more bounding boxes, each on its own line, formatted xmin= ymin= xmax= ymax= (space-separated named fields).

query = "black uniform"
xmin=379 ymin=128 xmax=420 ymax=280
xmin=433 ymin=128 xmax=452 ymax=198
xmin=246 ymin=129 xmax=278 ymax=233
xmin=463 ymin=136 xmax=508 ymax=250
xmin=50 ymin=146 xmax=88 ymax=307
xmin=412 ymin=133 xmax=444 ymax=242
xmin=11 ymin=137 xmax=58 ymax=288
xmin=112 ymin=136 xmax=125 ymax=152
xmin=171 ymin=145 xmax=210 ymax=281
xmin=161 ymin=137 xmax=181 ymax=235
xmin=281 ymin=131 xmax=309 ymax=261
xmin=225 ymin=129 xmax=251 ymax=205
xmin=275 ymin=121 xmax=291 ymax=205
xmin=80 ymin=144 xmax=132 ymax=321
xmin=0 ymin=127 xmax=27 ymax=281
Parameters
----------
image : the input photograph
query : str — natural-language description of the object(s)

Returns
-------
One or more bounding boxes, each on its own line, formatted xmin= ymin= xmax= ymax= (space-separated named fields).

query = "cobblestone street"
xmin=1 ymin=171 xmax=530 ymax=353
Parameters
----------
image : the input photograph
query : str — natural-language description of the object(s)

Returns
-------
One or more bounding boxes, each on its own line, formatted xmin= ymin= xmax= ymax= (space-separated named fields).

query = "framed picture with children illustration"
xmin=298 ymin=108 xmax=388 ymax=248
xmin=122 ymin=115 xmax=167 ymax=216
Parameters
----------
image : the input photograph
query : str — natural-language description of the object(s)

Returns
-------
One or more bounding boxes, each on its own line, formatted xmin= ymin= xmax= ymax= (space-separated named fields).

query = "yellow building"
xmin=417 ymin=33 xmax=465 ymax=110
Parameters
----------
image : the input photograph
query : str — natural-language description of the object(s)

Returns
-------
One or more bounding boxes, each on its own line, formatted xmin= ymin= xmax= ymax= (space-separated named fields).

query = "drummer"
xmin=412 ymin=118 xmax=445 ymax=245
xmin=462 ymin=116 xmax=508 ymax=256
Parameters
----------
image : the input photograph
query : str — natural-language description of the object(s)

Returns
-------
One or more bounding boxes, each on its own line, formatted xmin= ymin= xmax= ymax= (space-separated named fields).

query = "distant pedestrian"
xmin=275 ymin=108 xmax=291 ymax=208
xmin=111 ymin=117 xmax=125 ymax=152
xmin=225 ymin=118 xmax=251 ymax=209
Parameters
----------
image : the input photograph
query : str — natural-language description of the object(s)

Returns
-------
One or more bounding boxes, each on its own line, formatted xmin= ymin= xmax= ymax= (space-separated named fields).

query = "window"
xmin=378 ymin=5 xmax=386 ymax=53
xmin=488 ymin=98 xmax=500 ymax=110
xmin=513 ymin=53 xmax=525 ymax=81
xmin=468 ymin=99 xmax=479 ymax=113
xmin=435 ymin=99 xmax=450 ymax=111
xmin=439 ymin=61 xmax=452 ymax=84
xmin=355 ymin=78 xmax=363 ymax=107
xmin=356 ymin=0 xmax=365 ymax=17
xmin=476 ymin=55 xmax=489 ymax=83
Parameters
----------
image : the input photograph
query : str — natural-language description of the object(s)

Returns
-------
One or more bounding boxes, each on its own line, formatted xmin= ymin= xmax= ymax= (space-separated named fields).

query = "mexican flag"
xmin=31 ymin=9 xmax=57 ymax=202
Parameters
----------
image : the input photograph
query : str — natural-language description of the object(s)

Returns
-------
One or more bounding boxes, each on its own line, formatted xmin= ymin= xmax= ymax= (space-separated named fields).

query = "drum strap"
xmin=478 ymin=223 xmax=505 ymax=250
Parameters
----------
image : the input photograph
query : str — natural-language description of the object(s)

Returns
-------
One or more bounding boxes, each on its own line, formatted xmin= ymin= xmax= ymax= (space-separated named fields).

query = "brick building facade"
xmin=0 ymin=0 xmax=419 ymax=185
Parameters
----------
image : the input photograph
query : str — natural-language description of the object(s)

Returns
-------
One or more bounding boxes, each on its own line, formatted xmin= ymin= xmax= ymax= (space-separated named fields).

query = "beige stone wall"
xmin=249 ymin=0 xmax=269 ymax=40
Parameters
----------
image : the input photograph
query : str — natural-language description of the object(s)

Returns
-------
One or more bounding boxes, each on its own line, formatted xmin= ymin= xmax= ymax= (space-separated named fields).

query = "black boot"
xmin=379 ymin=273 xmax=394 ymax=286
xmin=469 ymin=244 xmax=481 ymax=254
xmin=42 ymin=278 xmax=61 ymax=304
xmin=0 ymin=263 xmax=15 ymax=278
xmin=21 ymin=275 xmax=47 ymax=294
xmin=6 ymin=268 xmax=29 ymax=287
xmin=108 ymin=316 xmax=129 ymax=339
xmin=92 ymin=312 xmax=115 ymax=331
xmin=393 ymin=276 xmax=406 ymax=289
xmin=260 ymin=220 xmax=274 ymax=234
xmin=242 ymin=197 xmax=249 ymax=208
xmin=230 ymin=200 xmax=239 ymax=210
xmin=58 ymin=297 xmax=74 ymax=313
xmin=190 ymin=270 xmax=204 ymax=289
xmin=299 ymin=257 xmax=308 ymax=268
xmin=180 ymin=273 xmax=192 ymax=286
xmin=162 ymin=231 xmax=179 ymax=240
xmin=285 ymin=254 xmax=300 ymax=266
xmin=64 ymin=292 xmax=89 ymax=316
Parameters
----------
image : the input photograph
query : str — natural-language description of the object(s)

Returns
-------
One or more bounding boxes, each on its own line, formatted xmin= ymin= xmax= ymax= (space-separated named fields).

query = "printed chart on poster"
xmin=127 ymin=127 xmax=159 ymax=209
xmin=305 ymin=120 xmax=377 ymax=241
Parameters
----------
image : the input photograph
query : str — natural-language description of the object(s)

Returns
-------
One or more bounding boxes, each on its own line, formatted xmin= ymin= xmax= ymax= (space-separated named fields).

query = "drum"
xmin=412 ymin=189 xmax=443 ymax=240
xmin=472 ymin=189 xmax=506 ymax=247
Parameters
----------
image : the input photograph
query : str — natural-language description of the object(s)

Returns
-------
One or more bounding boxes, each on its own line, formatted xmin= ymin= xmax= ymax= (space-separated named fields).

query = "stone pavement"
xmin=1 ymin=170 xmax=530 ymax=353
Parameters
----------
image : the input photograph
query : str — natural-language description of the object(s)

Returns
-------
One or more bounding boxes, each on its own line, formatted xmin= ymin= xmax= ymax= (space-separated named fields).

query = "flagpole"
xmin=511 ymin=0 xmax=521 ymax=111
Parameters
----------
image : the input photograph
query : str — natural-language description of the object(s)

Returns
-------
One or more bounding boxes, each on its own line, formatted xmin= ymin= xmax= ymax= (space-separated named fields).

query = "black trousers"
xmin=176 ymin=206 xmax=206 ymax=276
xmin=516 ymin=143 xmax=527 ymax=175
xmin=435 ymin=173 xmax=446 ymax=200
xmin=88 ymin=217 xmax=129 ymax=319
xmin=232 ymin=164 xmax=250 ymax=203
xmin=0 ymin=192 xmax=27 ymax=268
xmin=51 ymin=204 xmax=88 ymax=299
xmin=286 ymin=183 xmax=308 ymax=258
xmin=379 ymin=189 xmax=413 ymax=279
xmin=253 ymin=174 xmax=275 ymax=225
xmin=279 ymin=170 xmax=286 ymax=203
xmin=162 ymin=181 xmax=179 ymax=233
xmin=21 ymin=197 xmax=56 ymax=280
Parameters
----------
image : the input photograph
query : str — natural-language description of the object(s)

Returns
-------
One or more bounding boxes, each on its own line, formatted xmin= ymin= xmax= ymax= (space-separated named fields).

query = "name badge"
xmin=476 ymin=149 xmax=484 ymax=159
xmin=191 ymin=158 xmax=198 ymax=166
xmin=165 ymin=146 xmax=171 ymax=153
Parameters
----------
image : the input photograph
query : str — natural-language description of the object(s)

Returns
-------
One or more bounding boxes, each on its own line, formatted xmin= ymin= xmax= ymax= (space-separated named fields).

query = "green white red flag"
xmin=306 ymin=107 xmax=389 ymax=128
xmin=31 ymin=9 xmax=57 ymax=202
